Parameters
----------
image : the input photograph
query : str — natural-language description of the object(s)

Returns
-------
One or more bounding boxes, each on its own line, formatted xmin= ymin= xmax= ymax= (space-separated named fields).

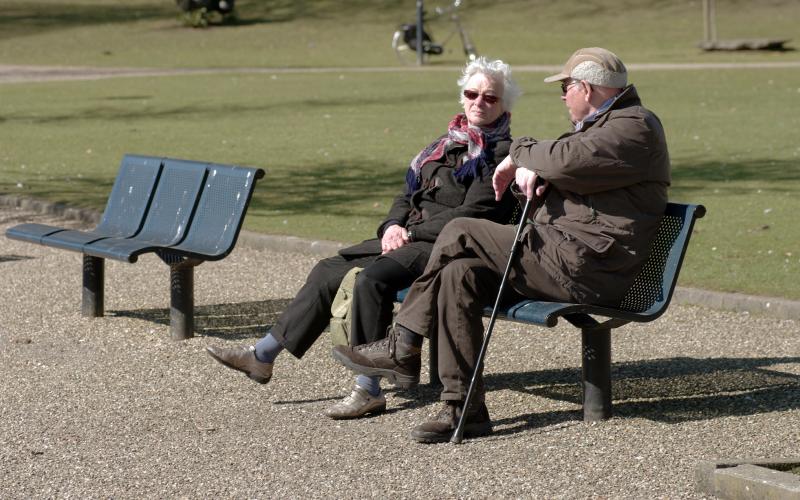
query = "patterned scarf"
xmin=405 ymin=111 xmax=511 ymax=193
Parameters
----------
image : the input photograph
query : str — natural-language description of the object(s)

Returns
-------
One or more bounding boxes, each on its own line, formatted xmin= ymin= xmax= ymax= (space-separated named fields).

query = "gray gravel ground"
xmin=1 ymin=206 xmax=799 ymax=499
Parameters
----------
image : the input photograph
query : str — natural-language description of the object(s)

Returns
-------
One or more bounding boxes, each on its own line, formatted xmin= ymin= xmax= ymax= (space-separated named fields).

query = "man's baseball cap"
xmin=544 ymin=47 xmax=627 ymax=88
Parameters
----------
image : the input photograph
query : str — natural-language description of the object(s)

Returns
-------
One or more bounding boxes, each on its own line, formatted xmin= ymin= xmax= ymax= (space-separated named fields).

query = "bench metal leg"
xmin=170 ymin=264 xmax=195 ymax=340
xmin=581 ymin=327 xmax=612 ymax=422
xmin=82 ymin=255 xmax=104 ymax=317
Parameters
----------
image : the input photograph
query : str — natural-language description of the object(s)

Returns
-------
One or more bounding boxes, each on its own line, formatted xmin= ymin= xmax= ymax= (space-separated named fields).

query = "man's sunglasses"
xmin=463 ymin=89 xmax=500 ymax=104
xmin=561 ymin=80 xmax=582 ymax=95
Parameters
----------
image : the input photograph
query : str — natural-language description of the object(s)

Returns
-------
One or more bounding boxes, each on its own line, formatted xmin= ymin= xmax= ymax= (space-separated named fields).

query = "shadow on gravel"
xmin=487 ymin=356 xmax=800 ymax=437
xmin=109 ymin=298 xmax=293 ymax=339
xmin=0 ymin=254 xmax=35 ymax=263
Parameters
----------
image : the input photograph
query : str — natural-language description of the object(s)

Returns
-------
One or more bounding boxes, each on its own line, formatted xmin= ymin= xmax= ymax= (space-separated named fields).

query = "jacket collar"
xmin=575 ymin=85 xmax=640 ymax=131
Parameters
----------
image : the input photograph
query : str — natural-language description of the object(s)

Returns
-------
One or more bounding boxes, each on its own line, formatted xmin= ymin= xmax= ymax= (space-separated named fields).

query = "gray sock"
xmin=254 ymin=333 xmax=283 ymax=363
xmin=355 ymin=375 xmax=382 ymax=397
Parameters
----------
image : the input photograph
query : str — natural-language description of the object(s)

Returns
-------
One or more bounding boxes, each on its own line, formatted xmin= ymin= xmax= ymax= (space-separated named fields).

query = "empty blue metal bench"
xmin=398 ymin=202 xmax=706 ymax=422
xmin=5 ymin=154 xmax=266 ymax=340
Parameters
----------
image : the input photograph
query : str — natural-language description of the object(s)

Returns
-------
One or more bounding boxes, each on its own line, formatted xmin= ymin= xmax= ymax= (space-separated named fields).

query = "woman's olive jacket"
xmin=510 ymin=85 xmax=671 ymax=306
xmin=340 ymin=138 xmax=517 ymax=275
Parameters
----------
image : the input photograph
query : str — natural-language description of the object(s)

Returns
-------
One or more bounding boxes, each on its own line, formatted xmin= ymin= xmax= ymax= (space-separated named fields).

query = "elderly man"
xmin=333 ymin=47 xmax=671 ymax=443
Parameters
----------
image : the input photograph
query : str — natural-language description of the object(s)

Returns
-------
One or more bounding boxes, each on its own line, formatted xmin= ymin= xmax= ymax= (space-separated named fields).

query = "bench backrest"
xmin=169 ymin=162 xmax=265 ymax=260
xmin=95 ymin=154 xmax=162 ymax=238
xmin=617 ymin=202 xmax=706 ymax=317
xmin=504 ymin=202 xmax=706 ymax=327
xmin=133 ymin=158 xmax=207 ymax=246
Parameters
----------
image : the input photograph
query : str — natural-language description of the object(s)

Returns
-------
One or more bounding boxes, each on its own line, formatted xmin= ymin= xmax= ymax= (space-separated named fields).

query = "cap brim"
xmin=543 ymin=72 xmax=569 ymax=83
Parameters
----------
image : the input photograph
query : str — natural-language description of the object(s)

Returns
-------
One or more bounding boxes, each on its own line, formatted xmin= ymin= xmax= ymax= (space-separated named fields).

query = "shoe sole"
xmin=331 ymin=349 xmax=419 ymax=389
xmin=205 ymin=347 xmax=271 ymax=385
xmin=410 ymin=422 xmax=493 ymax=444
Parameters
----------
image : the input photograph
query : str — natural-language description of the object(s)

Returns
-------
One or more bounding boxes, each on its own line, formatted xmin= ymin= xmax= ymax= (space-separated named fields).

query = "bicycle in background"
xmin=391 ymin=0 xmax=478 ymax=65
xmin=176 ymin=0 xmax=236 ymax=27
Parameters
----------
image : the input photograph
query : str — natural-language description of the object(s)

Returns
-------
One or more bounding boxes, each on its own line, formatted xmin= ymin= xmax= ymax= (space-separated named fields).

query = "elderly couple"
xmin=206 ymin=47 xmax=671 ymax=443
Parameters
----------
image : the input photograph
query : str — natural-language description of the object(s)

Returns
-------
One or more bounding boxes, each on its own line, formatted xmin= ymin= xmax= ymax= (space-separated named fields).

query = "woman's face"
xmin=462 ymin=73 xmax=505 ymax=128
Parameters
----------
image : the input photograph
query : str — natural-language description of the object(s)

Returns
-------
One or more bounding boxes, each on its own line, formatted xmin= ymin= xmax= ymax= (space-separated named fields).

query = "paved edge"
xmin=695 ymin=459 xmax=800 ymax=499
xmin=2 ymin=194 xmax=799 ymax=320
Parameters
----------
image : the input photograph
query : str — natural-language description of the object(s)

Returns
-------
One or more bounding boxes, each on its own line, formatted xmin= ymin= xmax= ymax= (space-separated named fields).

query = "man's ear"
xmin=582 ymin=81 xmax=593 ymax=103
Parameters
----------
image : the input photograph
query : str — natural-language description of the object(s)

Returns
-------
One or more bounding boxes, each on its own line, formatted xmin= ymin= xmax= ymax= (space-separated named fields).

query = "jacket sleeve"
xmin=406 ymin=144 xmax=516 ymax=243
xmin=377 ymin=190 xmax=412 ymax=238
xmin=510 ymin=113 xmax=658 ymax=195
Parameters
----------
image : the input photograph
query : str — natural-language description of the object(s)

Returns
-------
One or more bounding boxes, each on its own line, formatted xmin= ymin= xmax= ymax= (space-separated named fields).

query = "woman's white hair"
xmin=457 ymin=57 xmax=521 ymax=112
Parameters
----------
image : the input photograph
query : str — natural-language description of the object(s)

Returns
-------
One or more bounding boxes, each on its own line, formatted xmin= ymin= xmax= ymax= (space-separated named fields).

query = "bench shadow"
xmin=0 ymin=254 xmax=36 ymax=263
xmin=108 ymin=298 xmax=292 ymax=339
xmin=487 ymin=356 xmax=800 ymax=438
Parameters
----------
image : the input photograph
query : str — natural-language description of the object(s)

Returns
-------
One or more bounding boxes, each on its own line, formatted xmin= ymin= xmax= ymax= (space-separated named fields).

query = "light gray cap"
xmin=544 ymin=47 xmax=627 ymax=88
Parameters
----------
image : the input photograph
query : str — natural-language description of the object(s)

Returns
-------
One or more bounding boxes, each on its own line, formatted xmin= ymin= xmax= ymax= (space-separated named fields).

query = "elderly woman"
xmin=206 ymin=57 xmax=521 ymax=419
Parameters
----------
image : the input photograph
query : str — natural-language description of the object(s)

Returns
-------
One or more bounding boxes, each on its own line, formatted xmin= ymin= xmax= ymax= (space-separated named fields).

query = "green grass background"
xmin=1 ymin=0 xmax=800 ymax=299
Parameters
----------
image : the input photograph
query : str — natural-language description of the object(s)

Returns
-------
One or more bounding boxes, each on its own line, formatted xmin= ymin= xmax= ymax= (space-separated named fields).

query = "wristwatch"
xmin=407 ymin=229 xmax=414 ymax=242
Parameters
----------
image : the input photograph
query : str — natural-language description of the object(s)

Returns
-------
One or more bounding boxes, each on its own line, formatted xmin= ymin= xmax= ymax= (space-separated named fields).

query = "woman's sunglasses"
xmin=463 ymin=89 xmax=500 ymax=104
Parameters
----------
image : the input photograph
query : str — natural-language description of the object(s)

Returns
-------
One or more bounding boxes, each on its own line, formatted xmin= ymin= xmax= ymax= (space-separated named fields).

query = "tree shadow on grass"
xmin=670 ymin=157 xmax=800 ymax=198
xmin=2 ymin=88 xmax=451 ymax=126
xmin=487 ymin=356 xmax=800 ymax=438
xmin=0 ymin=2 xmax=173 ymax=40
xmin=0 ymin=0 xmax=411 ymax=40
xmin=246 ymin=158 xmax=406 ymax=217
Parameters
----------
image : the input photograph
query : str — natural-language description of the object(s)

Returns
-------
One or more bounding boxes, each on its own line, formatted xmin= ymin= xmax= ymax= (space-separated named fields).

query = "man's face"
xmin=561 ymin=79 xmax=591 ymax=124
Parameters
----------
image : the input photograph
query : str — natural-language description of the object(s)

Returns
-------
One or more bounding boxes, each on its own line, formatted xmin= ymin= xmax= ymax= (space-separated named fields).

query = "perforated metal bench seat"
xmin=397 ymin=202 xmax=706 ymax=422
xmin=5 ymin=154 xmax=266 ymax=340
xmin=6 ymin=154 xmax=163 ymax=248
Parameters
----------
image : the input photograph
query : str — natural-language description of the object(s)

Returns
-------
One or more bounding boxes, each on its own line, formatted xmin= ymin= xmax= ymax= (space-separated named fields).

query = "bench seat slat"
xmin=8 ymin=155 xmax=163 ymax=251
xmin=5 ymin=223 xmax=68 ymax=245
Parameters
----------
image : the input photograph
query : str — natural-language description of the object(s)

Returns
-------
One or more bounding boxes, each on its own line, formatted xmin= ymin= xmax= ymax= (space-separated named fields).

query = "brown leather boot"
xmin=410 ymin=400 xmax=492 ymax=443
xmin=331 ymin=325 xmax=421 ymax=389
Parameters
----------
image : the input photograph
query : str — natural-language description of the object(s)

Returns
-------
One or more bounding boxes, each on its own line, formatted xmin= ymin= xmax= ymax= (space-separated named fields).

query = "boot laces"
xmin=352 ymin=325 xmax=400 ymax=358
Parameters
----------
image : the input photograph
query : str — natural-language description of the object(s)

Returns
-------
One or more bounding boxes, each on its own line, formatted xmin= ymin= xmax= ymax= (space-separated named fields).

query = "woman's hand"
xmin=492 ymin=155 xmax=517 ymax=201
xmin=381 ymin=224 xmax=410 ymax=254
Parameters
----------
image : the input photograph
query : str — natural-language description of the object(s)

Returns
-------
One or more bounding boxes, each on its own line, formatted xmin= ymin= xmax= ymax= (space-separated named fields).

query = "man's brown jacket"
xmin=510 ymin=85 xmax=671 ymax=306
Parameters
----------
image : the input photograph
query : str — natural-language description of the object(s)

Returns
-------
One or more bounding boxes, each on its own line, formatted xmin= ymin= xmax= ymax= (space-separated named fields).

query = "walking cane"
xmin=451 ymin=184 xmax=543 ymax=444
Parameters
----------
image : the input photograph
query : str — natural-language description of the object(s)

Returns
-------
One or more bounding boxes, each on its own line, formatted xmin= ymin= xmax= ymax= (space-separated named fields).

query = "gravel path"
xmin=1 ymin=205 xmax=799 ymax=498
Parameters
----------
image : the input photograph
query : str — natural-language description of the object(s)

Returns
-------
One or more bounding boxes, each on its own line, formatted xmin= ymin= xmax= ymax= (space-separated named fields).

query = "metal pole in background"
xmin=416 ymin=0 xmax=424 ymax=66
xmin=703 ymin=0 xmax=717 ymax=43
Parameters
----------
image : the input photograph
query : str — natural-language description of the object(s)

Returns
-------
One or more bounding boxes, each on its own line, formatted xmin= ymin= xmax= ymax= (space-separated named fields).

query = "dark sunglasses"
xmin=463 ymin=89 xmax=500 ymax=104
xmin=561 ymin=80 xmax=582 ymax=95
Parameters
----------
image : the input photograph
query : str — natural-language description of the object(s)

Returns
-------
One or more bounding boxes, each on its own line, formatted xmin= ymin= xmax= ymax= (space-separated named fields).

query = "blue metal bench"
xmin=5 ymin=154 xmax=266 ymax=340
xmin=398 ymin=202 xmax=706 ymax=422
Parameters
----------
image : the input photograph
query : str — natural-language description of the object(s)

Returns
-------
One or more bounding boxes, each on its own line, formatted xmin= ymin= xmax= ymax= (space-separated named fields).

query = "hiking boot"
xmin=410 ymin=400 xmax=492 ymax=443
xmin=206 ymin=345 xmax=273 ymax=384
xmin=323 ymin=385 xmax=386 ymax=420
xmin=331 ymin=325 xmax=421 ymax=389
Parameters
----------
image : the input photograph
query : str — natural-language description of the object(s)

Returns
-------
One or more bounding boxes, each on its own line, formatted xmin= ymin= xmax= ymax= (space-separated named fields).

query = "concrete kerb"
xmin=695 ymin=459 xmax=800 ymax=499
xmin=2 ymin=193 xmax=800 ymax=321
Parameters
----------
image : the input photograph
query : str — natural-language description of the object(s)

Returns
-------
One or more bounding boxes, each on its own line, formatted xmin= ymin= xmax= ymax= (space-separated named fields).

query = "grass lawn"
xmin=1 ymin=0 xmax=800 ymax=299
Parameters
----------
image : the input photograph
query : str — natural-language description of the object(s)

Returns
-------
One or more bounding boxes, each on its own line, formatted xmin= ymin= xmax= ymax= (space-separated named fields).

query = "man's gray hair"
xmin=457 ymin=57 xmax=521 ymax=112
